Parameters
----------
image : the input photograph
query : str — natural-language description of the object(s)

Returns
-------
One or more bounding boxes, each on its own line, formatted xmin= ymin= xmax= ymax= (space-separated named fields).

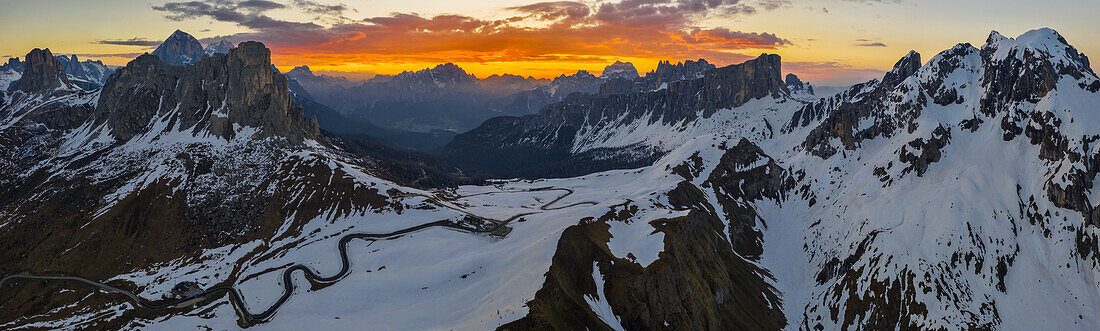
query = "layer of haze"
xmin=1 ymin=0 xmax=1096 ymax=86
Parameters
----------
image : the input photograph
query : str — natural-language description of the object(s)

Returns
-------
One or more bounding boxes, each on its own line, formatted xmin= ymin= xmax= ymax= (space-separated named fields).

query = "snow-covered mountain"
xmin=2 ymin=27 xmax=1099 ymax=330
xmin=0 ymin=58 xmax=23 ymax=91
xmin=55 ymin=54 xmax=115 ymax=90
xmin=203 ymin=39 xmax=235 ymax=56
xmin=785 ymin=73 xmax=815 ymax=101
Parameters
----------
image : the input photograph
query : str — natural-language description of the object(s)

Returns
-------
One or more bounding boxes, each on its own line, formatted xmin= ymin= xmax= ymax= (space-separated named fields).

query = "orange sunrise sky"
xmin=1 ymin=0 xmax=1096 ymax=86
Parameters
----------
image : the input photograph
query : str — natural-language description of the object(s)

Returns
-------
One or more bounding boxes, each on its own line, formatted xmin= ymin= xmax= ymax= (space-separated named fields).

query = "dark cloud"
xmin=238 ymin=0 xmax=285 ymax=11
xmin=71 ymin=52 xmax=148 ymax=58
xmin=592 ymin=0 xmax=756 ymax=28
xmin=153 ymin=1 xmax=249 ymax=22
xmin=682 ymin=28 xmax=791 ymax=47
xmin=507 ymin=1 xmax=591 ymax=24
xmin=292 ymin=0 xmax=349 ymax=17
xmin=757 ymin=0 xmax=790 ymax=10
xmin=153 ymin=0 xmax=329 ymax=44
xmin=94 ymin=38 xmax=162 ymax=46
xmin=856 ymin=42 xmax=888 ymax=47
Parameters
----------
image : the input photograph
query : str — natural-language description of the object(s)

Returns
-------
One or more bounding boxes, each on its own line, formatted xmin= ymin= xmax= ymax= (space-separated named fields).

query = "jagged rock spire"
xmin=883 ymin=51 xmax=921 ymax=89
xmin=13 ymin=48 xmax=72 ymax=92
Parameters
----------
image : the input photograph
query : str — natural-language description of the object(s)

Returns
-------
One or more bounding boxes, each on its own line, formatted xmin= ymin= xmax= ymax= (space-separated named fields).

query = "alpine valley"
xmin=1 ymin=26 xmax=1099 ymax=331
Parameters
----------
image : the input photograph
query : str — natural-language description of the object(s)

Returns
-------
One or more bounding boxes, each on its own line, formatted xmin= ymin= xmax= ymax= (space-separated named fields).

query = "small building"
xmin=171 ymin=281 xmax=204 ymax=299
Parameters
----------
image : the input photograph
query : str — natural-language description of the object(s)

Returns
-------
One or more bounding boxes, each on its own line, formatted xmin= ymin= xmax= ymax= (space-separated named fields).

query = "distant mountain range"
xmin=283 ymin=55 xmax=743 ymax=144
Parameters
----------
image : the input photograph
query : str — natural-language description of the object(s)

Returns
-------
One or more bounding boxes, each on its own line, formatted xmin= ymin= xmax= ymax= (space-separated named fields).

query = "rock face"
xmin=151 ymin=30 xmax=205 ymax=66
xmin=785 ymin=73 xmax=813 ymax=95
xmin=203 ymin=39 xmax=235 ymax=56
xmin=97 ymin=41 xmax=320 ymax=143
xmin=882 ymin=50 xmax=921 ymax=88
xmin=443 ymin=54 xmax=786 ymax=178
xmin=600 ymin=61 xmax=640 ymax=80
xmin=503 ymin=138 xmax=792 ymax=330
xmin=58 ymin=55 xmax=86 ymax=78
xmin=13 ymin=48 xmax=72 ymax=92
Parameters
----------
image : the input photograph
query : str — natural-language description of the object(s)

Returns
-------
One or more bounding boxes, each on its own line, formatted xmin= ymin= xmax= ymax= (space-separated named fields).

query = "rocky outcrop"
xmin=151 ymin=30 xmax=205 ymax=66
xmin=637 ymin=59 xmax=716 ymax=91
xmin=703 ymin=139 xmax=794 ymax=258
xmin=785 ymin=73 xmax=814 ymax=95
xmin=13 ymin=48 xmax=72 ymax=92
xmin=501 ymin=209 xmax=785 ymax=330
xmin=979 ymin=29 xmax=1094 ymax=115
xmin=791 ymin=50 xmax=931 ymax=158
xmin=443 ymin=54 xmax=786 ymax=178
xmin=97 ymin=41 xmax=320 ymax=143
xmin=882 ymin=51 xmax=921 ymax=89
xmin=503 ymin=139 xmax=791 ymax=330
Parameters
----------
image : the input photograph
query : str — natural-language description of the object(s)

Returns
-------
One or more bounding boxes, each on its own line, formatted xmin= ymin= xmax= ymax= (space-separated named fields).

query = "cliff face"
xmin=97 ymin=41 xmax=320 ymax=143
xmin=13 ymin=48 xmax=72 ymax=92
xmin=443 ymin=54 xmax=787 ymax=178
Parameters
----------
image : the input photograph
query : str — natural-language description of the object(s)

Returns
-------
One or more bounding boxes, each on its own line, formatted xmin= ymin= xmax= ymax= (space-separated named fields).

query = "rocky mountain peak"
xmin=981 ymin=28 xmax=1093 ymax=77
xmin=601 ymin=61 xmax=640 ymax=80
xmin=391 ymin=62 xmax=475 ymax=87
xmin=13 ymin=48 xmax=73 ymax=92
xmin=56 ymin=53 xmax=87 ymax=79
xmin=97 ymin=41 xmax=320 ymax=143
xmin=204 ymin=39 xmax=236 ymax=56
xmin=883 ymin=50 xmax=921 ymax=88
xmin=636 ymin=58 xmax=716 ymax=91
xmin=979 ymin=28 xmax=1097 ymax=110
xmin=785 ymin=73 xmax=815 ymax=99
xmin=151 ymin=29 xmax=205 ymax=66
xmin=288 ymin=65 xmax=314 ymax=77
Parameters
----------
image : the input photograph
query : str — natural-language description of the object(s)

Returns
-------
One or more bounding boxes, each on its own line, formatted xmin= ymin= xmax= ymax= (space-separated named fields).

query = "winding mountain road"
xmin=1 ymin=186 xmax=598 ymax=324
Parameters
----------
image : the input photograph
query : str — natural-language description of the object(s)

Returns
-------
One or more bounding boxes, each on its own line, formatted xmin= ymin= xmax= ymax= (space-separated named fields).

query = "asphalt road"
xmin=1 ymin=186 xmax=598 ymax=324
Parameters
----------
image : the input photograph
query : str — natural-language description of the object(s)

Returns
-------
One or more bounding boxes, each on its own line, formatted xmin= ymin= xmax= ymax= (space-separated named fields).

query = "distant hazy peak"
xmin=601 ymin=61 xmax=639 ymax=80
